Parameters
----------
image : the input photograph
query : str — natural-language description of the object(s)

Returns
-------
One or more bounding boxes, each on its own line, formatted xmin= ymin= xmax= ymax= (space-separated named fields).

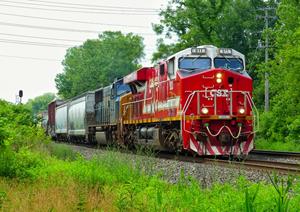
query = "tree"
xmin=154 ymin=0 xmax=280 ymax=112
xmin=257 ymin=0 xmax=300 ymax=142
xmin=56 ymin=31 xmax=144 ymax=99
xmin=152 ymin=0 xmax=269 ymax=62
xmin=25 ymin=93 xmax=56 ymax=115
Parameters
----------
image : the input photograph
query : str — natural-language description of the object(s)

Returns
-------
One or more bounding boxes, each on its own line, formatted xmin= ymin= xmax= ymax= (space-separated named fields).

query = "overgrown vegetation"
xmin=1 ymin=144 xmax=300 ymax=211
xmin=0 ymin=100 xmax=299 ymax=210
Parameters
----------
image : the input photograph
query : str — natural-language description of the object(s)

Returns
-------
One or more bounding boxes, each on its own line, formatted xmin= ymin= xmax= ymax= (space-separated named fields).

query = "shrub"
xmin=0 ymin=146 xmax=16 ymax=178
xmin=0 ymin=146 xmax=45 ymax=179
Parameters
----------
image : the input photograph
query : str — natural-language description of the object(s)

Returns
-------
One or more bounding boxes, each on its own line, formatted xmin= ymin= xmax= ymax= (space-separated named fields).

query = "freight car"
xmin=48 ymin=45 xmax=258 ymax=156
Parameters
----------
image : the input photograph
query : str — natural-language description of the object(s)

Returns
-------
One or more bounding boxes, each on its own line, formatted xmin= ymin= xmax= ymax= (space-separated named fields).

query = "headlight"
xmin=216 ymin=73 xmax=222 ymax=83
xmin=201 ymin=107 xmax=209 ymax=114
xmin=239 ymin=108 xmax=245 ymax=114
xmin=216 ymin=73 xmax=222 ymax=78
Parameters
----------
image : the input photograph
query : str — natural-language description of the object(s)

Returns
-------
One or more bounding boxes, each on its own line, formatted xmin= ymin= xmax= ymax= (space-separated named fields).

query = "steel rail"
xmin=156 ymin=152 xmax=300 ymax=174
xmin=251 ymin=149 xmax=300 ymax=158
xmin=204 ymin=158 xmax=300 ymax=174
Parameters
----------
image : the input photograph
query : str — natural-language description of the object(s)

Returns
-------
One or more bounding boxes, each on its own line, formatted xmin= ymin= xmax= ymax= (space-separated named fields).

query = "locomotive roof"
xmin=166 ymin=45 xmax=245 ymax=62
xmin=123 ymin=67 xmax=154 ymax=84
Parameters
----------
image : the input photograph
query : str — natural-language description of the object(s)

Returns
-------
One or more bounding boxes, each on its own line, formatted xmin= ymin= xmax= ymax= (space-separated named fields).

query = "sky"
xmin=0 ymin=0 xmax=168 ymax=103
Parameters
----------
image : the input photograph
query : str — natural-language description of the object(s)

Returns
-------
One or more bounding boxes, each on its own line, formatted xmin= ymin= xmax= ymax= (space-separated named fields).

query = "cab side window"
xmin=160 ymin=64 xmax=165 ymax=75
xmin=168 ymin=58 xmax=175 ymax=75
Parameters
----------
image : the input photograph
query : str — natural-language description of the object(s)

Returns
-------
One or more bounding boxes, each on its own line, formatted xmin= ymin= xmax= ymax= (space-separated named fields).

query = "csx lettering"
xmin=209 ymin=89 xmax=229 ymax=97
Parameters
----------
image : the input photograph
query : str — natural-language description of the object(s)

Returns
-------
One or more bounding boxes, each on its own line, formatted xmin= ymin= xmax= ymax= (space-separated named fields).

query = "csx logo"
xmin=209 ymin=89 xmax=229 ymax=97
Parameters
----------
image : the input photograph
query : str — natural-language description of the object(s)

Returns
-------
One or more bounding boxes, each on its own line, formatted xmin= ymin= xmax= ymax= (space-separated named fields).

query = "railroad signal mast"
xmin=16 ymin=90 xmax=23 ymax=104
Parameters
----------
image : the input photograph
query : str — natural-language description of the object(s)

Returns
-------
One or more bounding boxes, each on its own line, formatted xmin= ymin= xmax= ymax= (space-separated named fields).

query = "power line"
xmin=0 ymin=2 xmax=158 ymax=16
xmin=0 ymin=12 xmax=149 ymax=29
xmin=0 ymin=38 xmax=72 ymax=48
xmin=0 ymin=38 xmax=157 ymax=51
xmin=26 ymin=0 xmax=160 ymax=11
xmin=0 ymin=32 xmax=82 ymax=43
xmin=0 ymin=54 xmax=61 ymax=61
xmin=1 ymin=0 xmax=158 ymax=13
xmin=0 ymin=21 xmax=155 ymax=36
xmin=0 ymin=21 xmax=99 ymax=33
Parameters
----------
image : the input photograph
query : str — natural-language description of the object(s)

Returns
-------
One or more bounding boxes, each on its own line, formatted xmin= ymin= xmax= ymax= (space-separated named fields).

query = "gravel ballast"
xmin=56 ymin=143 xmax=299 ymax=187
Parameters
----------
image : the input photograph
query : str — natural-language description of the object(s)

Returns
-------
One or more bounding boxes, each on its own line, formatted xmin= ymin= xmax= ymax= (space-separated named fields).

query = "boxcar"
xmin=47 ymin=99 xmax=64 ymax=138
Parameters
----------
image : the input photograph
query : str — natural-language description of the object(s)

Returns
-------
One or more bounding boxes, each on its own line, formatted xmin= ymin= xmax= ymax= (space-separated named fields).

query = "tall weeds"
xmin=244 ymin=185 xmax=260 ymax=212
xmin=269 ymin=173 xmax=294 ymax=212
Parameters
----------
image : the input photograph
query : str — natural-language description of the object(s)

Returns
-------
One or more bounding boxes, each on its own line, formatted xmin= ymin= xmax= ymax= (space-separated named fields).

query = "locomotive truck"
xmin=47 ymin=45 xmax=258 ymax=156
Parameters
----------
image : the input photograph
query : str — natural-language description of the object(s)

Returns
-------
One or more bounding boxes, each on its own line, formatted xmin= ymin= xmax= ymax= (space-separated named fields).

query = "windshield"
xmin=179 ymin=57 xmax=211 ymax=71
xmin=214 ymin=58 xmax=244 ymax=71
xmin=117 ymin=83 xmax=130 ymax=96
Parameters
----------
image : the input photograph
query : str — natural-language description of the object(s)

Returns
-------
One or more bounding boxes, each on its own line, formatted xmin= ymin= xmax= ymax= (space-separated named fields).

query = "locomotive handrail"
xmin=121 ymin=97 xmax=153 ymax=106
xmin=245 ymin=92 xmax=259 ymax=133
xmin=181 ymin=90 xmax=259 ymax=136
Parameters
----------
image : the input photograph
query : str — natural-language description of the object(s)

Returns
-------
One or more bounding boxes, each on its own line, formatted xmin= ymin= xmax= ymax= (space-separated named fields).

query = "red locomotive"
xmin=120 ymin=45 xmax=258 ymax=156
xmin=48 ymin=45 xmax=258 ymax=156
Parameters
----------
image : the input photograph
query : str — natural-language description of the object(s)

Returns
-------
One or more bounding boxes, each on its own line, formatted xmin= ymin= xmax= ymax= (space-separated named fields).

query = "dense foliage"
xmin=0 ymin=100 xmax=49 ymax=178
xmin=255 ymin=0 xmax=300 ymax=144
xmin=152 ymin=0 xmax=278 ymax=63
xmin=55 ymin=31 xmax=144 ymax=99
xmin=25 ymin=92 xmax=55 ymax=115
xmin=0 ymin=100 xmax=35 ymax=146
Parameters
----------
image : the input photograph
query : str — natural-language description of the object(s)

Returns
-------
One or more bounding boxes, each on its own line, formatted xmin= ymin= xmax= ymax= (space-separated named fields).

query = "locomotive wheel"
xmin=123 ymin=125 xmax=137 ymax=150
xmin=161 ymin=128 xmax=181 ymax=151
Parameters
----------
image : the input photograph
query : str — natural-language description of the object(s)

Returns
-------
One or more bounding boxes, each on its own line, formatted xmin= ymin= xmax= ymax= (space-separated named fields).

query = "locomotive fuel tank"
xmin=135 ymin=127 xmax=163 ymax=150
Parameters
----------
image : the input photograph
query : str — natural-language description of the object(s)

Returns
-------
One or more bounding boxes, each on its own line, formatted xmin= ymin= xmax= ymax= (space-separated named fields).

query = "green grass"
xmin=2 ymin=100 xmax=300 ymax=210
xmin=255 ymin=138 xmax=300 ymax=152
xmin=0 ymin=143 xmax=300 ymax=211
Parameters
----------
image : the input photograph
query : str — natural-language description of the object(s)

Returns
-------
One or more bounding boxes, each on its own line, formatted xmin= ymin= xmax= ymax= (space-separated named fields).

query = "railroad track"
xmin=57 ymin=142 xmax=300 ymax=174
xmin=251 ymin=149 xmax=300 ymax=158
xmin=204 ymin=158 xmax=300 ymax=174
xmin=156 ymin=152 xmax=300 ymax=174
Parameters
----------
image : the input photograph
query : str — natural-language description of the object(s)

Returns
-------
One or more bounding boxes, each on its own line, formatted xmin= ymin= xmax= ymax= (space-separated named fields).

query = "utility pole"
xmin=257 ymin=6 xmax=276 ymax=112
xmin=264 ymin=8 xmax=270 ymax=112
